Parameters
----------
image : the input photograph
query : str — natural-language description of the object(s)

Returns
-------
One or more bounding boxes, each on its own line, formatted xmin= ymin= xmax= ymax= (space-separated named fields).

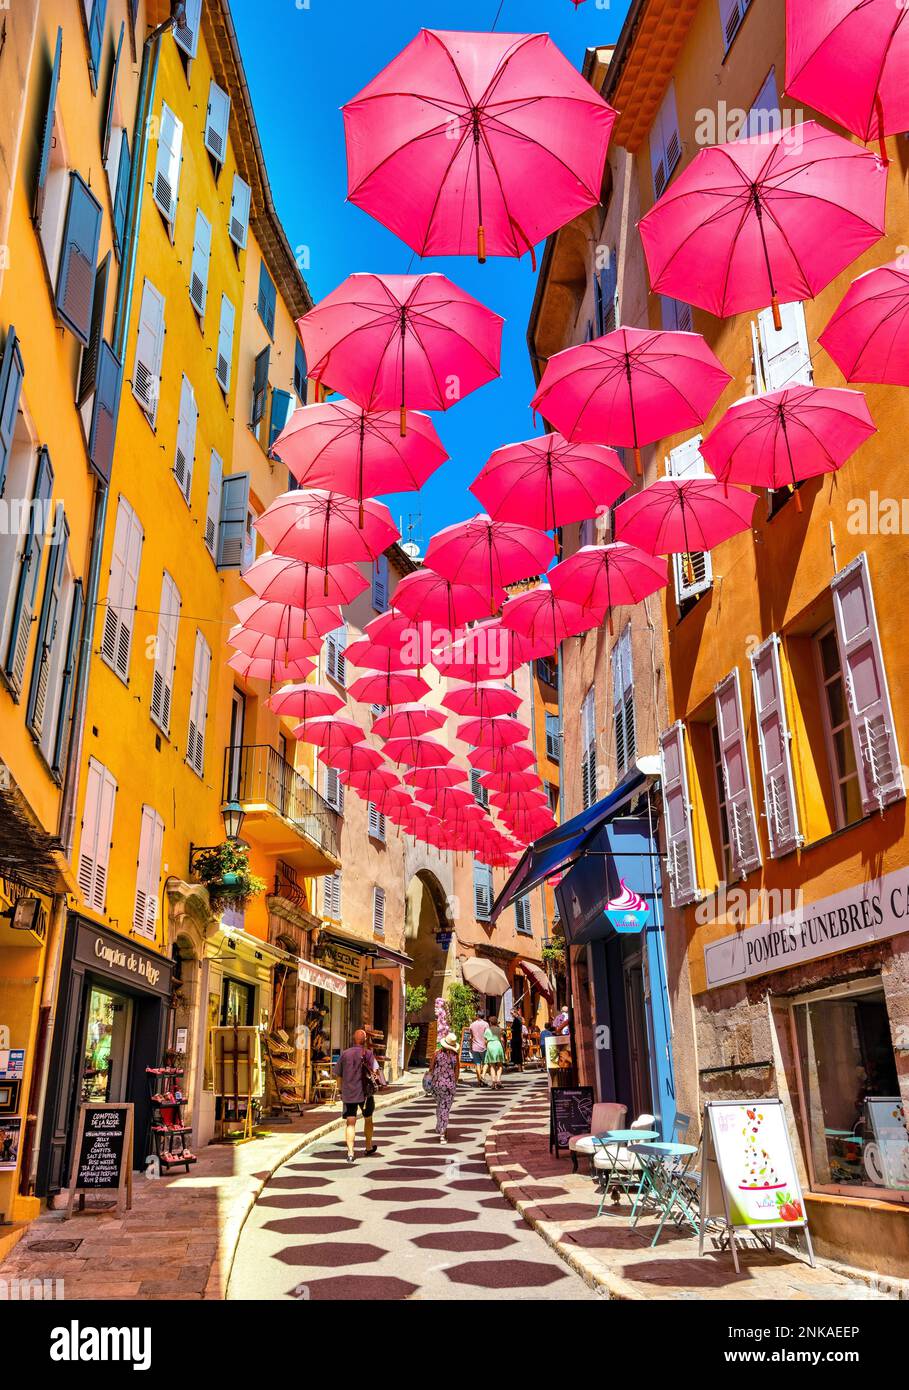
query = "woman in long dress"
xmin=484 ymin=1015 xmax=506 ymax=1090
xmin=428 ymin=1031 xmax=460 ymax=1142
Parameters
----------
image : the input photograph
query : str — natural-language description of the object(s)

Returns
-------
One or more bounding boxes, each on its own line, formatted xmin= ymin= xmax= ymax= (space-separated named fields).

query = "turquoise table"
xmin=591 ymin=1129 xmax=659 ymax=1214
xmin=628 ymin=1141 xmax=699 ymax=1246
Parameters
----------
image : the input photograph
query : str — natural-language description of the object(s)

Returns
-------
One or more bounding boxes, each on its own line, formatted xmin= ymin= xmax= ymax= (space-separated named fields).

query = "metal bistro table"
xmin=628 ymin=1140 xmax=699 ymax=1246
xmin=589 ymin=1129 xmax=660 ymax=1215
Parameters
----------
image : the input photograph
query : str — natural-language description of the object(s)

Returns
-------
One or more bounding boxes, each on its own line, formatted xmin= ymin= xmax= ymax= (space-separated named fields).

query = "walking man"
xmin=333 ymin=1028 xmax=380 ymax=1163
xmin=468 ymin=1006 xmax=490 ymax=1086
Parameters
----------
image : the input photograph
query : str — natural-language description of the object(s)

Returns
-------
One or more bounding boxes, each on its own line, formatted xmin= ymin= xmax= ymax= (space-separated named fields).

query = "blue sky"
xmin=233 ymin=0 xmax=630 ymax=547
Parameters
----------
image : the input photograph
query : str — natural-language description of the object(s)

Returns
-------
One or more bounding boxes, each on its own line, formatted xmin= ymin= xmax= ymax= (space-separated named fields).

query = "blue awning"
xmin=490 ymin=770 xmax=647 ymax=921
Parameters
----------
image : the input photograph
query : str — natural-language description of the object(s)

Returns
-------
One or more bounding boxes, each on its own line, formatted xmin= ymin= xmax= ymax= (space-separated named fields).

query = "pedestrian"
xmin=428 ymin=1030 xmax=460 ymax=1142
xmin=468 ymin=1005 xmax=490 ymax=1086
xmin=484 ymin=1014 xmax=505 ymax=1089
xmin=540 ymin=1018 xmax=555 ymax=1069
xmin=333 ymin=1027 xmax=381 ymax=1164
xmin=510 ymin=1010 xmax=524 ymax=1071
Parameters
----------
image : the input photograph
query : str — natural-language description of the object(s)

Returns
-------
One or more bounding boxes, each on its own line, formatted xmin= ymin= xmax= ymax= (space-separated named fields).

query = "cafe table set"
xmin=574 ymin=1120 xmax=702 ymax=1246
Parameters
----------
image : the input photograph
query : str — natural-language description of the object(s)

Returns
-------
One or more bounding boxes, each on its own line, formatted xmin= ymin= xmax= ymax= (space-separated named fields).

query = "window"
xmin=77 ymin=756 xmax=117 ymax=912
xmin=111 ymin=132 xmax=130 ymax=259
xmin=4 ymin=446 xmax=53 ymax=696
xmin=100 ymin=496 xmax=142 ymax=682
xmin=55 ymin=175 xmax=103 ymax=346
xmin=101 ymin=22 xmax=124 ymax=178
xmin=323 ymin=764 xmax=344 ymax=814
xmin=78 ymin=254 xmax=108 ymax=407
xmin=720 ymin=0 xmax=753 ymax=52
xmin=133 ymin=804 xmax=164 ymax=939
xmin=650 ymin=82 xmax=681 ymax=197
xmin=661 ymin=296 xmax=693 ymax=333
xmin=816 ymin=623 xmax=863 ymax=830
xmin=33 ymin=28 xmax=62 ymax=229
xmin=546 ymin=781 xmax=559 ymax=815
xmin=710 ymin=720 xmax=734 ymax=882
xmin=204 ymin=81 xmax=230 ymax=165
xmin=594 ymin=252 xmax=618 ymax=337
xmin=229 ymin=174 xmax=251 ymax=250
xmin=545 ymin=711 xmax=561 ymax=762
xmin=0 ymin=327 xmax=25 ymax=505
xmin=151 ymin=571 xmax=180 ymax=735
xmin=87 ymin=341 xmax=122 ymax=485
xmin=217 ymin=472 xmax=249 ymax=569
xmin=470 ymin=768 xmax=489 ymax=808
xmin=50 ymin=579 xmax=84 ymax=778
xmin=242 ymin=498 xmax=258 ymax=574
xmin=186 ymin=630 xmax=211 ymax=776
xmin=26 ymin=504 xmax=70 ymax=745
xmin=133 ymin=278 xmax=165 ymax=423
xmin=660 ymin=721 xmax=700 ymax=906
xmin=371 ymin=554 xmax=389 ymax=611
xmin=205 ymin=451 xmax=222 ymax=558
xmin=581 ymin=685 xmax=597 ymax=810
xmin=153 ymin=102 xmax=182 ymax=228
xmin=268 ymin=389 xmax=294 ymax=453
xmin=753 ymin=300 xmax=812 ymax=394
xmin=84 ymin=0 xmax=107 ymax=88
xmin=257 ymin=260 xmax=276 ymax=337
xmin=293 ymin=341 xmax=307 ymax=401
xmin=372 ymin=886 xmax=386 ymax=936
xmin=745 ymin=68 xmax=780 ymax=140
xmin=250 ymin=346 xmax=270 ymax=429
xmin=216 ymin=295 xmax=235 ymax=393
xmin=325 ymin=624 xmax=347 ymax=686
xmin=713 ymin=667 xmax=762 ymax=878
xmin=173 ymin=0 xmax=201 ymax=60
xmin=514 ymin=896 xmax=532 ymax=936
xmin=612 ymin=624 xmax=636 ymax=778
xmin=368 ymin=801 xmax=385 ymax=841
xmin=667 ymin=436 xmax=713 ymax=605
xmin=189 ymin=210 xmax=211 ymax=316
xmin=750 ymin=633 xmax=802 ymax=857
xmin=579 ymin=516 xmax=596 ymax=549
xmin=322 ymin=870 xmax=342 ymax=920
xmin=173 ymin=374 xmax=197 ymax=502
xmin=537 ymin=655 xmax=557 ymax=687
xmin=474 ymin=861 xmax=494 ymax=921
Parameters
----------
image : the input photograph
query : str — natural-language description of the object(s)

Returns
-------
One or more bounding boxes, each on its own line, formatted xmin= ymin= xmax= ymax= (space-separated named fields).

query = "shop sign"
xmin=549 ymin=1086 xmax=594 ymax=1158
xmin=0 ymin=1117 xmax=21 ymax=1171
xmin=318 ymin=943 xmax=364 ymax=982
xmin=703 ymin=866 xmax=909 ymax=989
xmin=0 ymin=1049 xmax=24 ymax=1080
xmin=65 ymin=1103 xmax=134 ymax=1215
xmin=603 ymin=880 xmax=649 ymax=934
xmin=73 ymin=921 xmax=173 ymax=997
xmin=298 ymin=958 xmax=347 ymax=999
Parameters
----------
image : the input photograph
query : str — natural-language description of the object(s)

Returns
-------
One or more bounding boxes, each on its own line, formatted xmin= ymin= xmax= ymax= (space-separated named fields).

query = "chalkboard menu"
xmin=459 ymin=1025 xmax=475 ymax=1067
xmin=550 ymin=1086 xmax=594 ymax=1157
xmin=65 ymin=1103 xmax=134 ymax=1216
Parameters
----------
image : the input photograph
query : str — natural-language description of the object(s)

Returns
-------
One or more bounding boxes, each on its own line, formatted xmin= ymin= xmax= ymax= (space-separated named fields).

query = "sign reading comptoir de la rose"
xmin=704 ymin=868 xmax=909 ymax=989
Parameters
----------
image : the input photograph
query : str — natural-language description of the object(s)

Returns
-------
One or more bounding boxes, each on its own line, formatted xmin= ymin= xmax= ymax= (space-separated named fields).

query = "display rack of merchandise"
xmin=146 ymin=1067 xmax=197 ymax=1172
xmin=264 ymin=1030 xmax=305 ymax=1113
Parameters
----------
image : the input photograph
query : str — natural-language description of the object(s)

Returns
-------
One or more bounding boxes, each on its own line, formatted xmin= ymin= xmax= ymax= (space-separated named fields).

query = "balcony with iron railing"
xmin=223 ymin=744 xmax=341 ymax=874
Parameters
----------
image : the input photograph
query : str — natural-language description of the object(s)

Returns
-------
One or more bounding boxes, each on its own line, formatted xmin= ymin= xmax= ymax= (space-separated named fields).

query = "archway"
xmin=403 ymin=870 xmax=457 ymax=1064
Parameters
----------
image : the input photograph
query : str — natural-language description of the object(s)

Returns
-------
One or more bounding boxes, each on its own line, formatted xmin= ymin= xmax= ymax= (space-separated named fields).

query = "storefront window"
xmin=794 ymin=978 xmax=909 ymax=1196
xmin=81 ymin=986 xmax=132 ymax=1103
xmin=221 ymin=977 xmax=253 ymax=1027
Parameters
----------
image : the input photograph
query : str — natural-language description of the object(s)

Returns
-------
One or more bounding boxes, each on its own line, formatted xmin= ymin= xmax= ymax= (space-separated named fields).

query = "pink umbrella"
xmin=347 ymin=672 xmax=430 ymax=706
xmin=370 ymin=786 xmax=411 ymax=815
xmin=431 ymin=630 xmax=511 ymax=684
xmin=457 ymin=716 xmax=530 ymax=749
xmin=372 ymin=704 xmax=446 ymax=740
xmin=468 ymin=743 xmax=535 ymax=774
xmin=480 ymin=769 xmax=543 ymax=795
xmin=228 ymin=626 xmax=321 ymax=662
xmin=338 ymin=763 xmax=400 ymax=803
xmin=490 ymin=788 xmax=548 ymax=811
xmin=638 ymin=121 xmax=887 ymax=332
xmin=785 ymin=0 xmax=909 ymax=150
xmin=343 ymin=29 xmax=616 ymax=265
xmin=346 ymin=638 xmax=418 ymax=674
xmin=531 ymin=328 xmax=731 ymax=475
xmin=297 ymin=273 xmax=503 ymax=434
xmin=382 ymin=735 xmax=453 ymax=768
xmin=273 ymin=400 xmax=447 ymax=523
xmin=363 ymin=610 xmax=435 ymax=665
xmin=425 ymin=788 xmax=476 ymax=819
xmin=470 ymin=433 xmax=630 ymax=530
xmin=244 ymin=553 xmax=369 ymax=610
xmin=266 ymin=683 xmax=345 ymax=719
xmin=700 ymin=385 xmax=876 ymax=512
xmin=393 ymin=568 xmax=503 ymax=632
xmin=295 ymin=715 xmax=365 ymax=754
xmin=255 ymin=490 xmax=398 ymax=589
xmin=501 ymin=585 xmax=598 ymax=649
xmin=228 ymin=651 xmax=315 ymax=685
xmin=442 ymin=680 xmax=522 ymax=719
xmin=318 ymin=743 xmax=383 ymax=774
xmin=404 ymin=765 xmax=467 ymax=794
xmin=614 ymin=477 xmax=758 ymax=583
xmin=818 ymin=258 xmax=909 ymax=386
xmin=233 ymin=596 xmax=341 ymax=641
xmin=549 ymin=541 xmax=668 ymax=636
xmin=425 ymin=514 xmax=555 ymax=595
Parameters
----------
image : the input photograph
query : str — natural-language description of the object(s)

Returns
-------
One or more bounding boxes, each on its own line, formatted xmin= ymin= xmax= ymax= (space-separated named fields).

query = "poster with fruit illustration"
xmin=703 ymin=1099 xmax=808 ymax=1231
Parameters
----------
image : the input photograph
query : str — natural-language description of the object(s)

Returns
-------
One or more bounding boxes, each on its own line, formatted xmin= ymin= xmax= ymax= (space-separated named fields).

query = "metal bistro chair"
xmin=312 ymin=1061 xmax=338 ymax=1105
xmin=592 ymin=1113 xmax=658 ymax=1212
xmin=568 ymin=1102 xmax=628 ymax=1174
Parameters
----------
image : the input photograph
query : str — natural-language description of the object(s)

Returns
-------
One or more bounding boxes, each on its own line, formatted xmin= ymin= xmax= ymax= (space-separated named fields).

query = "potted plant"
xmin=403 ymin=984 xmax=428 ymax=1069
xmin=446 ymin=982 xmax=479 ymax=1042
xmin=192 ymin=841 xmax=267 ymax=915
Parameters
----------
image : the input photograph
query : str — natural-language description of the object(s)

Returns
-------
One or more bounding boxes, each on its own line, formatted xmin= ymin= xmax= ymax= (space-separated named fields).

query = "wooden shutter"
xmin=5 ymin=446 xmax=53 ymax=694
xmin=474 ymin=861 xmax=492 ymax=920
xmin=78 ymin=757 xmax=117 ymax=912
xmin=612 ymin=624 xmax=635 ymax=777
xmin=173 ymin=374 xmax=197 ymax=500
xmin=229 ymin=174 xmax=251 ymax=249
xmin=651 ymin=82 xmax=680 ymax=196
xmin=205 ymin=451 xmax=222 ymax=556
xmin=371 ymin=555 xmax=389 ymax=610
xmin=87 ymin=0 xmax=107 ymax=86
xmin=293 ymin=341 xmax=307 ymax=400
xmin=151 ymin=571 xmax=180 ymax=734
xmin=189 ymin=209 xmax=211 ymax=315
xmin=750 ymin=633 xmax=801 ymax=857
xmin=470 ymin=768 xmax=489 ymax=807
xmin=56 ymin=174 xmax=103 ymax=344
xmin=133 ymin=804 xmax=164 ymax=938
xmin=153 ymin=102 xmax=182 ymax=225
xmin=101 ymin=22 xmax=124 ymax=162
xmin=112 ymin=133 xmax=131 ymax=257
xmin=667 ymin=436 xmax=713 ymax=602
xmin=216 ymin=295 xmax=234 ymax=392
xmin=720 ymin=0 xmax=749 ymax=50
xmin=27 ymin=505 xmax=69 ymax=737
xmin=660 ymin=721 xmax=700 ymax=906
xmin=52 ymin=578 xmax=84 ymax=776
xmin=257 ymin=262 xmax=276 ymax=337
xmin=0 ymin=327 xmax=25 ymax=500
xmin=323 ymin=871 xmax=341 ymax=919
xmin=88 ymin=341 xmax=121 ymax=485
xmin=217 ymin=472 xmax=249 ymax=568
xmin=595 ymin=253 xmax=618 ymax=337
xmin=323 ymin=764 xmax=344 ymax=814
xmin=515 ymin=896 xmax=532 ymax=934
xmin=325 ymin=624 xmax=347 ymax=686
xmin=373 ymin=886 xmax=386 ymax=935
xmin=186 ymin=630 xmax=211 ymax=775
xmin=268 ymin=389 xmax=294 ymax=453
xmin=102 ymin=496 xmax=142 ymax=680
xmin=133 ymin=279 xmax=165 ymax=420
xmin=174 ymin=0 xmax=201 ymax=58
xmin=34 ymin=27 xmax=62 ymax=226
xmin=581 ymin=685 xmax=597 ymax=810
xmin=78 ymin=252 xmax=110 ymax=405
xmin=205 ymin=81 xmax=230 ymax=163
xmin=757 ymin=301 xmax=812 ymax=391
xmin=714 ymin=668 xmax=762 ymax=877
xmin=831 ymin=552 xmax=904 ymax=815
xmin=368 ymin=801 xmax=385 ymax=840
xmin=250 ymin=346 xmax=270 ymax=427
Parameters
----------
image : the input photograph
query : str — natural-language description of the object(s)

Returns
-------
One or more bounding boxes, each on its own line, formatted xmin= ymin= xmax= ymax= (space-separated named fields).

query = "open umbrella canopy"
xmin=489 ymin=787 xmax=548 ymax=811
xmin=818 ymin=258 xmax=909 ymax=386
xmin=295 ymin=715 xmax=365 ymax=752
xmin=362 ymin=609 xmax=435 ymax=665
xmin=372 ymin=704 xmax=446 ymax=740
xmin=297 ymin=273 xmax=503 ymax=428
xmin=549 ymin=542 xmax=668 ymax=618
xmin=457 ymin=715 xmax=530 ymax=749
xmin=479 ymin=769 xmax=543 ymax=795
xmin=614 ymin=477 xmax=758 ymax=557
xmin=345 ymin=638 xmax=419 ymax=673
xmin=266 ymin=682 xmax=345 ymax=720
xmin=501 ymin=585 xmax=598 ymax=648
xmin=431 ymin=630 xmax=513 ymax=684
xmin=531 ymin=328 xmax=731 ymax=474
xmin=255 ymin=490 xmax=399 ymax=578
xmin=785 ymin=0 xmax=909 ymax=144
xmin=638 ymin=121 xmax=887 ymax=328
xmin=701 ymin=385 xmax=876 ymax=507
xmin=338 ymin=763 xmax=400 ymax=801
xmin=442 ymin=680 xmax=522 ymax=719
xmin=228 ymin=625 xmax=322 ymax=661
xmin=382 ymin=735 xmax=454 ymax=768
xmin=233 ymin=596 xmax=341 ymax=641
xmin=347 ymin=672 xmax=431 ymax=705
xmin=468 ymin=743 xmax=536 ymax=774
xmin=243 ymin=553 xmax=369 ymax=609
xmin=343 ymin=29 xmax=616 ymax=264
xmin=227 ymin=651 xmax=315 ymax=685
xmin=273 ymin=400 xmax=447 ymax=508
xmin=471 ymin=432 xmax=631 ymax=528
xmin=423 ymin=787 xmax=475 ymax=815
xmin=425 ymin=514 xmax=555 ymax=591
xmin=403 ymin=764 xmax=467 ymax=794
xmin=317 ymin=743 xmax=384 ymax=774
xmin=392 ymin=568 xmax=503 ymax=631
xmin=461 ymin=956 xmax=510 ymax=996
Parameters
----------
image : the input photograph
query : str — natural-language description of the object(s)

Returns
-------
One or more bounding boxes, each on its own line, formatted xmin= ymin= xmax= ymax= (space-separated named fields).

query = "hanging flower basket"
xmin=192 ymin=842 xmax=266 ymax=915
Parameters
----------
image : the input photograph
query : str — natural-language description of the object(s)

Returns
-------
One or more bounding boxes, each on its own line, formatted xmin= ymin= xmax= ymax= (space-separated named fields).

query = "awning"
xmin=518 ymin=958 xmax=554 ymax=1002
xmin=490 ymin=769 xmax=647 ymax=921
xmin=321 ymin=930 xmax=413 ymax=970
xmin=369 ymin=944 xmax=414 ymax=970
xmin=297 ymin=957 xmax=348 ymax=998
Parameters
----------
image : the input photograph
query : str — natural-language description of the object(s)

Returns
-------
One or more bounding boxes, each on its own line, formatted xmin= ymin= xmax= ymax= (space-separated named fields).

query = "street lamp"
xmin=220 ymin=799 xmax=246 ymax=842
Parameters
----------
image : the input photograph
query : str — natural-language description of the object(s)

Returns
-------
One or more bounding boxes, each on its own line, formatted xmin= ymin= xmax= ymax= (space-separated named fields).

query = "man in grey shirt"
xmin=333 ymin=1028 xmax=380 ymax=1163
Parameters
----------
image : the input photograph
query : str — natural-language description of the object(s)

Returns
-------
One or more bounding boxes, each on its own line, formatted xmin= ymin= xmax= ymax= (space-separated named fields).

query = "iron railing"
xmin=224 ymin=744 xmax=341 ymax=860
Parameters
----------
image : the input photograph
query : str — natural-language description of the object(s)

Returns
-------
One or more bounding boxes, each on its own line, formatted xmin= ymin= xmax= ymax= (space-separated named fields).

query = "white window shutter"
xmin=474 ymin=861 xmax=492 ymax=920
xmin=173 ymin=374 xmax=197 ymax=501
xmin=368 ymin=801 xmax=385 ymax=840
xmin=189 ymin=209 xmax=211 ymax=315
xmin=151 ymin=571 xmax=180 ymax=734
xmin=651 ymin=82 xmax=681 ymax=196
xmin=153 ymin=102 xmax=182 ymax=225
xmin=216 ymin=295 xmax=234 ymax=392
xmin=101 ymin=496 xmax=143 ymax=681
xmin=187 ymin=629 xmax=211 ymax=776
xmin=667 ymin=436 xmax=713 ymax=602
xmin=323 ymin=871 xmax=342 ymax=919
xmin=612 ymin=624 xmax=636 ymax=777
xmin=371 ymin=555 xmax=389 ymax=611
xmin=205 ymin=81 xmax=230 ymax=163
xmin=373 ymin=886 xmax=385 ymax=935
xmin=323 ymin=764 xmax=344 ymax=814
xmin=229 ymin=174 xmax=251 ymax=250
xmin=582 ymin=685 xmax=597 ymax=809
xmin=133 ymin=279 xmax=165 ymax=421
xmin=133 ymin=804 xmax=164 ymax=939
xmin=660 ymin=721 xmax=700 ymax=906
xmin=750 ymin=633 xmax=801 ymax=856
xmin=205 ymin=450 xmax=222 ymax=556
xmin=831 ymin=552 xmax=904 ymax=815
xmin=714 ymin=668 xmax=762 ymax=877
xmin=174 ymin=0 xmax=201 ymax=58
xmin=78 ymin=757 xmax=117 ymax=912
xmin=757 ymin=301 xmax=813 ymax=392
xmin=325 ymin=624 xmax=347 ymax=686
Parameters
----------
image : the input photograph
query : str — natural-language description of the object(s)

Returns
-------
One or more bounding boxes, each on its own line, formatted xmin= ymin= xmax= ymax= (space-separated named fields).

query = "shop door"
xmin=80 ymin=985 xmax=133 ymax=1104
xmin=622 ymin=952 xmax=653 ymax=1120
xmin=227 ymin=689 xmax=246 ymax=798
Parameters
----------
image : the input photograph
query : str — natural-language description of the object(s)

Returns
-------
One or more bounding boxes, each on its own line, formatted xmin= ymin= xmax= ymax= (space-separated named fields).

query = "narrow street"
xmin=228 ymin=1075 xmax=596 ymax=1301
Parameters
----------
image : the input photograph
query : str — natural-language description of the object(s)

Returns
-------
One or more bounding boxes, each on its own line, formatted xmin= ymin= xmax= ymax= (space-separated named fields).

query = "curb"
xmin=208 ymin=1083 xmax=420 ymax=1299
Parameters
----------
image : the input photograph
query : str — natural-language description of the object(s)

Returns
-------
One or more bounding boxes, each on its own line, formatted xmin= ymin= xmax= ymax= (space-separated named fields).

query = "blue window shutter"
xmin=217 ymin=472 xmax=250 ymax=569
xmin=112 ymin=133 xmax=130 ymax=258
xmin=268 ymin=389 xmax=293 ymax=452
xmin=250 ymin=345 xmax=269 ymax=426
xmin=55 ymin=173 xmax=103 ymax=344
xmin=0 ymin=327 xmax=25 ymax=500
xmin=5 ymin=446 xmax=54 ymax=694
xmin=293 ymin=340 xmax=307 ymax=400
xmin=52 ymin=578 xmax=84 ymax=777
xmin=87 ymin=0 xmax=107 ymax=87
xmin=257 ymin=262 xmax=276 ymax=337
xmin=34 ymin=27 xmax=62 ymax=226
xmin=77 ymin=253 xmax=110 ymax=405
xmin=88 ymin=341 xmax=122 ymax=484
xmin=102 ymin=22 xmax=124 ymax=163
xmin=27 ymin=507 xmax=69 ymax=736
